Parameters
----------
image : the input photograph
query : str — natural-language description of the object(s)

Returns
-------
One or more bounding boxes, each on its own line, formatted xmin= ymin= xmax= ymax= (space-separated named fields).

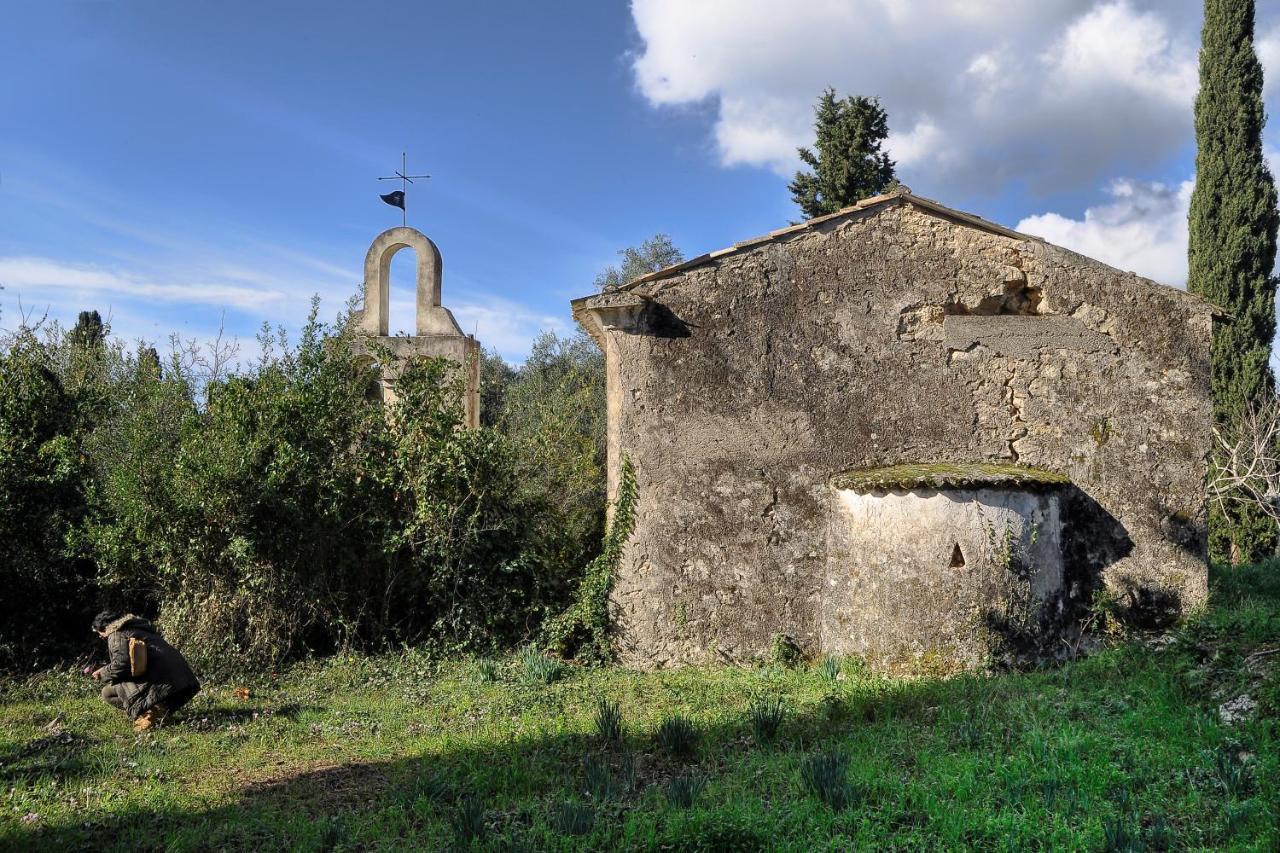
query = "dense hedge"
xmin=0 ymin=307 xmax=607 ymax=674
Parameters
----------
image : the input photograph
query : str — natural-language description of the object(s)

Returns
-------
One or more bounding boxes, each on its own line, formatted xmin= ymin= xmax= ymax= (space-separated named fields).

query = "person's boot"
xmin=133 ymin=704 xmax=168 ymax=733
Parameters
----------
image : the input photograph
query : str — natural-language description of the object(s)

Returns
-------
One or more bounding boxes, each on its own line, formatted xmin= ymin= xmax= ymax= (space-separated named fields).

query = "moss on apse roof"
xmin=831 ymin=462 xmax=1071 ymax=493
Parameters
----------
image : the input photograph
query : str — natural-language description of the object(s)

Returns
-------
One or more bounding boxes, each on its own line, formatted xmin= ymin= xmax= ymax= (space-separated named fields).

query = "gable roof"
xmin=580 ymin=187 xmax=1224 ymax=318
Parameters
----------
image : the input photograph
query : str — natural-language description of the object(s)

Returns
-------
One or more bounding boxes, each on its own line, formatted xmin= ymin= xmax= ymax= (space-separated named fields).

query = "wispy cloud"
xmin=0 ymin=256 xmax=286 ymax=310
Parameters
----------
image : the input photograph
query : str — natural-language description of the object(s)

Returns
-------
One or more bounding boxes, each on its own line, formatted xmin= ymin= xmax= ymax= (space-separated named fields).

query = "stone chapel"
xmin=572 ymin=187 xmax=1218 ymax=673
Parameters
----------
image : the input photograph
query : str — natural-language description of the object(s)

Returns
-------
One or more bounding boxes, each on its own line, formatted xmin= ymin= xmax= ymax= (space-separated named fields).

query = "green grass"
xmin=3 ymin=563 xmax=1279 ymax=851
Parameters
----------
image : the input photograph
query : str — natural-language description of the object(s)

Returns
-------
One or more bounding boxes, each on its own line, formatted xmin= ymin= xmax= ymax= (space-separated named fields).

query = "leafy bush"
xmin=0 ymin=305 xmax=614 ymax=675
xmin=770 ymin=633 xmax=804 ymax=668
xmin=79 ymin=305 xmax=555 ymax=673
xmin=0 ymin=325 xmax=105 ymax=669
xmin=487 ymin=332 xmax=607 ymax=602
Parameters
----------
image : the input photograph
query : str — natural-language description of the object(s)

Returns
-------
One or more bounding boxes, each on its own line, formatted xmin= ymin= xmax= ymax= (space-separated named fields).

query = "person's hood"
xmin=104 ymin=614 xmax=154 ymax=634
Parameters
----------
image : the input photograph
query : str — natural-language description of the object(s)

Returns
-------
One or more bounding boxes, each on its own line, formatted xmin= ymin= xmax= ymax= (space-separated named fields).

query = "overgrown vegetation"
xmin=2 ymin=563 xmax=1276 ymax=849
xmin=543 ymin=458 xmax=638 ymax=663
xmin=0 ymin=306 xmax=609 ymax=675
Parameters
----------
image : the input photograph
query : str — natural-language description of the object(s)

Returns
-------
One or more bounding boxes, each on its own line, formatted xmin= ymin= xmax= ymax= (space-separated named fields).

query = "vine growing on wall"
xmin=543 ymin=457 xmax=637 ymax=664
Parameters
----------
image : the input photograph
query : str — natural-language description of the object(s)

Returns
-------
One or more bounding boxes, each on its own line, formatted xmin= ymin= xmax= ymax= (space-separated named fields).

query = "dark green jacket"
xmin=101 ymin=615 xmax=200 ymax=719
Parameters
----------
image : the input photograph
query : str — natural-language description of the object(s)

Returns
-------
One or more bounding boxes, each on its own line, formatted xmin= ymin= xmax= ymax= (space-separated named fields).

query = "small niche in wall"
xmin=949 ymin=542 xmax=966 ymax=568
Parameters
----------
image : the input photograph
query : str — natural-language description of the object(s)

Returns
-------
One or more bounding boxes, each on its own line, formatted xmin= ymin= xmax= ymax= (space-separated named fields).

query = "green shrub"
xmin=770 ymin=633 xmax=804 ymax=668
xmin=0 ymin=326 xmax=105 ymax=669
xmin=81 ymin=305 xmax=555 ymax=673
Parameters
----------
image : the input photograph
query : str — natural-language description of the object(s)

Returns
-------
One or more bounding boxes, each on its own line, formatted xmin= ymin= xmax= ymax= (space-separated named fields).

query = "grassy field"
xmin=2 ymin=565 xmax=1278 ymax=852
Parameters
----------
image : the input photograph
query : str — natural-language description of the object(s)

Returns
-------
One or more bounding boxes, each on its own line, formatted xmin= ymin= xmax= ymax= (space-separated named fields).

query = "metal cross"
xmin=378 ymin=151 xmax=430 ymax=226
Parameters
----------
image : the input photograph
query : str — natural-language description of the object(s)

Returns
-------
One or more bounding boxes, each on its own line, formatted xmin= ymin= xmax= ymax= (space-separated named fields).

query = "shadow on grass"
xmin=15 ymin=564 xmax=1279 ymax=851
xmin=14 ymin=675 xmax=986 ymax=851
xmin=0 ymin=729 xmax=100 ymax=787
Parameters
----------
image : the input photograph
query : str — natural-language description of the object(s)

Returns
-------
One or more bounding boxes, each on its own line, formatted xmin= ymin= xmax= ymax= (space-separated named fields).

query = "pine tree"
xmin=789 ymin=88 xmax=896 ymax=219
xmin=1188 ymin=0 xmax=1279 ymax=562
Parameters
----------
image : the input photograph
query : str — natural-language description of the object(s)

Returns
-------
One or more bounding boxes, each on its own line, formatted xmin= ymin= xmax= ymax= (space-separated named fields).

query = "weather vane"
xmin=378 ymin=152 xmax=430 ymax=226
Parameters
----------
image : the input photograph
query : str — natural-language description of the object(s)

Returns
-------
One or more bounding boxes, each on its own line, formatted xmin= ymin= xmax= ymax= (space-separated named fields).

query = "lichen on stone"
xmin=830 ymin=462 xmax=1070 ymax=493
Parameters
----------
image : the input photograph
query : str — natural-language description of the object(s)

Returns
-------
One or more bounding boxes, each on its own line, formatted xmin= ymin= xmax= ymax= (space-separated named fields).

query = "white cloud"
xmin=630 ymin=0 xmax=1212 ymax=192
xmin=0 ymin=256 xmax=286 ymax=310
xmin=1016 ymin=178 xmax=1192 ymax=286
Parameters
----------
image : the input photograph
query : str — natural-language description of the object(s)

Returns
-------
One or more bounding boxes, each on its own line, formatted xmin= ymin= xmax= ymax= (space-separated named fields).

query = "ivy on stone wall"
xmin=543 ymin=457 xmax=636 ymax=664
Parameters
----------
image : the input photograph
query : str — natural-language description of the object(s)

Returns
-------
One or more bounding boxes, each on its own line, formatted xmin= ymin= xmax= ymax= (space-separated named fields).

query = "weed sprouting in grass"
xmin=1210 ymin=743 xmax=1253 ymax=798
xmin=594 ymin=697 xmax=624 ymax=744
xmin=770 ymin=633 xmax=804 ymax=668
xmin=474 ymin=658 xmax=499 ymax=684
xmin=800 ymin=749 xmax=862 ymax=811
xmin=954 ymin=711 xmax=983 ymax=749
xmin=664 ymin=773 xmax=706 ymax=809
xmin=1101 ymin=815 xmax=1140 ymax=852
xmin=450 ymin=794 xmax=486 ymax=843
xmin=818 ymin=654 xmax=841 ymax=683
xmin=582 ymin=751 xmax=636 ymax=802
xmin=518 ymin=646 xmax=566 ymax=685
xmin=748 ymin=696 xmax=785 ymax=744
xmin=1222 ymin=801 xmax=1256 ymax=839
xmin=1145 ymin=815 xmax=1173 ymax=848
xmin=316 ymin=816 xmax=348 ymax=849
xmin=551 ymin=800 xmax=595 ymax=837
xmin=656 ymin=714 xmax=698 ymax=759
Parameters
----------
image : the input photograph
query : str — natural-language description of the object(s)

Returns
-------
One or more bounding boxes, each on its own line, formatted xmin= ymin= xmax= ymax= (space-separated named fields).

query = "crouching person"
xmin=91 ymin=611 xmax=200 ymax=733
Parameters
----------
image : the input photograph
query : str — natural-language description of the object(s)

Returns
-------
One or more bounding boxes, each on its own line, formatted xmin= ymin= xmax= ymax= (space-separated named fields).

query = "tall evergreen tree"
xmin=1189 ymin=0 xmax=1279 ymax=562
xmin=789 ymin=88 xmax=896 ymax=219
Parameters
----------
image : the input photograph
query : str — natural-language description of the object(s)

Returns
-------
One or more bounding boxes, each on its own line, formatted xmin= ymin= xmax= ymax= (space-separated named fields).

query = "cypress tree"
xmin=789 ymin=88 xmax=896 ymax=219
xmin=1188 ymin=0 xmax=1279 ymax=562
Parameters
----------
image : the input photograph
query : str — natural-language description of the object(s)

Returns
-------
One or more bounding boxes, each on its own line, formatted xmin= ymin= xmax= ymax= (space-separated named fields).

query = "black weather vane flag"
xmin=378 ymin=152 xmax=429 ymax=226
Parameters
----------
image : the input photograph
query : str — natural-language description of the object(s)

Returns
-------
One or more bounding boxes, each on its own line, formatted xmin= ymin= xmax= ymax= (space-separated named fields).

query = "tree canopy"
xmin=789 ymin=88 xmax=896 ymax=219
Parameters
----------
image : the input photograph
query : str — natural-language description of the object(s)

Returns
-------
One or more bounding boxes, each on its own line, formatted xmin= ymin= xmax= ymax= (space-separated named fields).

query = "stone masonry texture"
xmin=573 ymin=195 xmax=1215 ymax=673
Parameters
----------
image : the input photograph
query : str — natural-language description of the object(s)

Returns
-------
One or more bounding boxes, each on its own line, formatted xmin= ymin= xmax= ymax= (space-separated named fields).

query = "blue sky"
xmin=2 ymin=1 xmax=1278 ymax=362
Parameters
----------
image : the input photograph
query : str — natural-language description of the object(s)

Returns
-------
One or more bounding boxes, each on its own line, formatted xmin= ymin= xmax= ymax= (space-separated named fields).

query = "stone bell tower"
xmin=354 ymin=226 xmax=480 ymax=427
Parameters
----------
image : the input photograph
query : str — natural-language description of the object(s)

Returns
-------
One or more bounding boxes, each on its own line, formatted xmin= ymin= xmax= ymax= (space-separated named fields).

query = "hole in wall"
xmin=949 ymin=542 xmax=966 ymax=568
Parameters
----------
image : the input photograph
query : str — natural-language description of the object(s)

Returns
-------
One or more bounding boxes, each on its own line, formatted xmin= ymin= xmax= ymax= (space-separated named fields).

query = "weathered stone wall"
xmin=826 ymin=487 xmax=1063 ymax=674
xmin=580 ymin=199 xmax=1213 ymax=671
